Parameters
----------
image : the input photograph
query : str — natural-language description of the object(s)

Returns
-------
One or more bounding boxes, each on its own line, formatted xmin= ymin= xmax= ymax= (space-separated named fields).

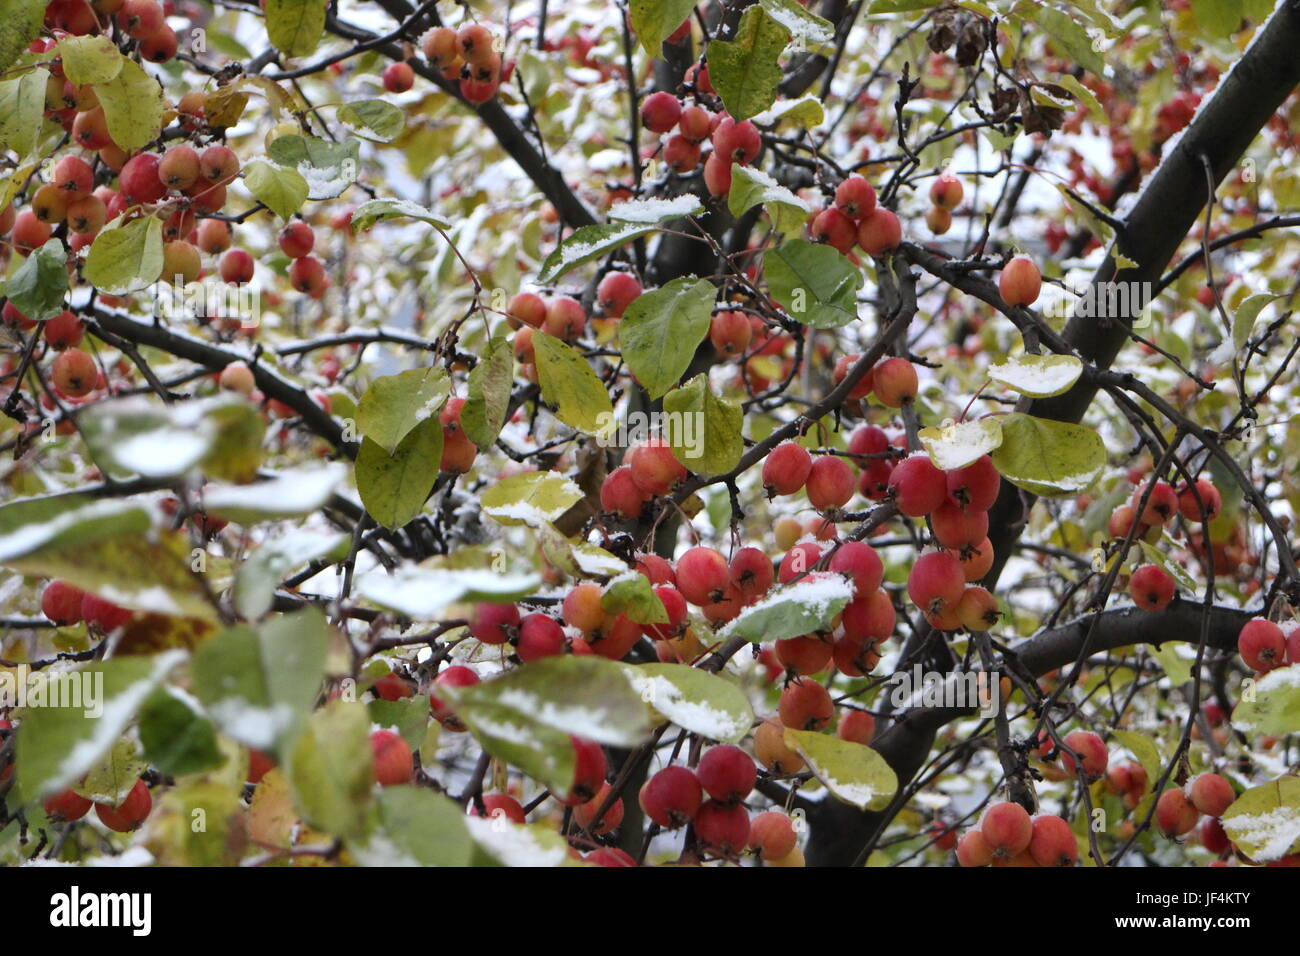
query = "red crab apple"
xmin=1155 ymin=788 xmax=1199 ymax=838
xmin=639 ymin=765 xmax=702 ymax=829
xmin=573 ymin=782 xmax=623 ymax=835
xmin=929 ymin=173 xmax=964 ymax=209
xmin=1028 ymin=815 xmax=1078 ymax=867
xmin=750 ymin=811 xmax=797 ymax=861
xmin=828 ymin=541 xmax=884 ymax=596
xmin=856 ymin=207 xmax=901 ymax=256
xmin=809 ymin=208 xmax=857 ymax=254
xmin=834 ymin=175 xmax=877 ymax=220
xmin=1189 ymin=773 xmax=1235 ymax=817
xmin=696 ymin=745 xmax=756 ymax=804
xmin=641 ymin=91 xmax=682 ymax=133
xmin=429 ymin=665 xmax=479 ymax=731
xmin=777 ymin=634 xmax=833 ymax=675
xmin=872 ymin=357 xmax=918 ymax=407
xmin=119 ymin=153 xmax=167 ymax=203
xmin=946 ymin=455 xmax=1000 ymax=512
xmin=778 ymin=542 xmax=822 ymax=583
xmin=889 ymin=455 xmax=947 ymax=517
xmin=52 ymin=347 xmax=98 ymax=397
xmin=41 ymin=580 xmax=85 ymax=624
xmin=1178 ymin=478 xmax=1222 ymax=522
xmin=382 ymin=61 xmax=415 ymax=93
xmin=675 ymin=546 xmax=730 ymax=606
xmin=44 ymin=788 xmax=93 ymax=822
xmin=1128 ymin=565 xmax=1174 ymax=611
xmin=778 ymin=677 xmax=833 ymax=731
xmin=980 ymin=801 xmax=1032 ymax=861
xmin=53 ymin=155 xmax=94 ymax=198
xmin=956 ymin=829 xmax=993 ymax=867
xmin=837 ymin=708 xmax=875 ymax=744
xmin=472 ymin=793 xmax=527 ymax=824
xmin=595 ymin=271 xmax=642 ymax=317
xmin=515 ymin=613 xmax=565 ymax=662
xmin=278 ymin=221 xmax=315 ymax=258
xmin=289 ymin=256 xmax=327 ymax=297
xmin=1131 ymin=480 xmax=1179 ymax=525
xmin=806 ymin=455 xmax=855 ymax=510
xmin=1237 ymin=618 xmax=1285 ymax=671
xmin=95 ymin=779 xmax=152 ymax=832
xmin=199 ymin=144 xmax=240 ymax=185
xmin=563 ymin=736 xmax=607 ymax=806
xmin=694 ymin=800 xmax=751 ymax=855
xmin=762 ymin=441 xmax=812 ymax=497
xmin=370 ymin=729 xmax=413 ymax=786
xmin=712 ymin=116 xmax=760 ymax=165
xmin=998 ymin=256 xmax=1041 ymax=306
xmin=907 ymin=550 xmax=965 ymax=617
xmin=1060 ymin=730 xmax=1108 ymax=782
xmin=117 ymin=0 xmax=164 ymax=39
xmin=468 ymin=601 xmax=520 ymax=645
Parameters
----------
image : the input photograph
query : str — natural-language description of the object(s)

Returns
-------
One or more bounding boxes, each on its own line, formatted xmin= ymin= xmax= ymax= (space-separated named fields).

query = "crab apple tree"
xmin=0 ymin=0 xmax=1297 ymax=881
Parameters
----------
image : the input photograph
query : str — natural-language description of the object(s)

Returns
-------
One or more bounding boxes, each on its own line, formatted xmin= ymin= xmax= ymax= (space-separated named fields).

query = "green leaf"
xmin=16 ymin=651 xmax=185 ymax=799
xmin=93 ymin=58 xmax=164 ymax=152
xmin=534 ymin=523 xmax=628 ymax=580
xmin=706 ymin=5 xmax=791 ymax=122
xmin=200 ymin=399 xmax=267 ymax=484
xmin=355 ymin=564 xmax=542 ymax=619
xmin=350 ymin=197 xmax=451 ymax=233
xmin=867 ymin=0 xmax=943 ymax=11
xmin=446 ymin=656 xmax=653 ymax=796
xmin=765 ymin=239 xmax=863 ymax=329
xmin=286 ymin=699 xmax=373 ymax=840
xmin=73 ymin=737 xmax=148 ymax=805
xmin=58 ymin=35 xmax=123 ymax=85
xmin=233 ymin=529 xmax=349 ymax=620
xmin=751 ymin=94 xmax=826 ymax=131
xmin=266 ymin=134 xmax=359 ymax=200
xmin=990 ymin=413 xmax=1106 ymax=497
xmin=619 ymin=277 xmax=715 ymax=399
xmin=1026 ymin=6 xmax=1106 ymax=78
xmin=3 ymin=239 xmax=67 ymax=322
xmin=1190 ymin=0 xmax=1243 ymax=37
xmin=987 ymin=354 xmax=1084 ymax=398
xmin=629 ymin=0 xmax=698 ymax=56
xmin=0 ymin=0 xmax=44 ymax=74
xmin=918 ymin=418 xmax=1003 ymax=471
xmin=1232 ymin=293 xmax=1276 ymax=353
xmin=462 ymin=334 xmax=514 ymax=451
xmin=367 ymin=696 xmax=431 ymax=751
xmin=243 ymin=160 xmax=308 ymax=220
xmin=1231 ymin=667 xmax=1300 ymax=738
xmin=538 ymin=221 xmax=660 ymax=284
xmin=337 ymin=98 xmax=405 ymax=142
xmin=0 ymin=496 xmax=218 ymax=621
xmin=481 ymin=471 xmax=584 ymax=527
xmin=203 ymin=463 xmax=349 ymax=524
xmin=85 ymin=215 xmax=164 ymax=295
xmin=351 ymin=786 xmax=475 ymax=866
xmin=78 ymin=394 xmax=243 ymax=482
xmin=719 ymin=574 xmax=854 ymax=643
xmin=191 ymin=608 xmax=331 ymax=755
xmin=532 ymin=331 xmax=616 ymax=437
xmin=1149 ymin=644 xmax=1192 ymax=686
xmin=466 ymin=816 xmax=571 ymax=866
xmin=626 ymin=663 xmax=753 ymax=742
xmin=138 ymin=689 xmax=223 ymax=778
xmin=1220 ymin=776 xmax=1300 ymax=862
xmin=1056 ymin=74 xmax=1104 ymax=123
xmin=607 ymin=195 xmax=704 ymax=224
xmin=728 ymin=164 xmax=811 ymax=236
xmin=782 ymin=728 xmax=898 ymax=809
xmin=662 ymin=373 xmax=743 ymax=476
xmin=356 ymin=367 xmax=450 ymax=455
xmin=760 ymin=0 xmax=834 ymax=53
xmin=355 ymin=418 xmax=443 ymax=530
xmin=265 ymin=0 xmax=328 ymax=57
xmin=602 ymin=572 xmax=668 ymax=625
xmin=0 ymin=67 xmax=49 ymax=158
